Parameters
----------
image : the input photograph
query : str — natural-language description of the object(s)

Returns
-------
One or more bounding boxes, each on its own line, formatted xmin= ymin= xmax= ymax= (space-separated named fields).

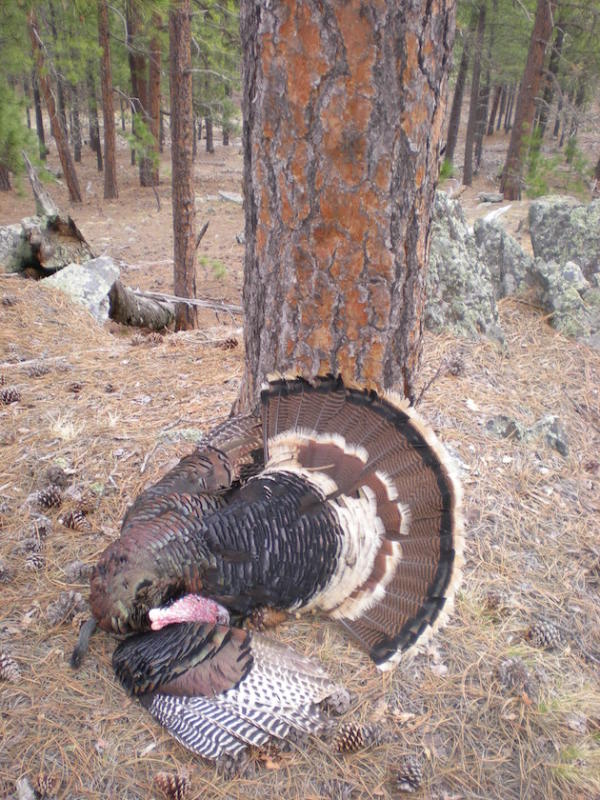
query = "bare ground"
xmin=1 ymin=135 xmax=600 ymax=800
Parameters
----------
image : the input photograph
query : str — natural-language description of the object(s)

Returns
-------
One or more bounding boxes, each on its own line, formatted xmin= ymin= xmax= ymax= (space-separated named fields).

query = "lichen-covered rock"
xmin=474 ymin=218 xmax=534 ymax=298
xmin=0 ymin=224 xmax=25 ymax=273
xmin=528 ymin=259 xmax=600 ymax=344
xmin=427 ymin=193 xmax=501 ymax=339
xmin=42 ymin=256 xmax=120 ymax=323
xmin=529 ymin=197 xmax=600 ymax=283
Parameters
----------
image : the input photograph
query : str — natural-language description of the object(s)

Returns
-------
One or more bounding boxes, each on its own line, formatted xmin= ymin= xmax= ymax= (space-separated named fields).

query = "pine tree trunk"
xmin=159 ymin=110 xmax=165 ymax=151
xmin=170 ymin=0 xmax=198 ymax=331
xmin=87 ymin=68 xmax=103 ymax=171
xmin=487 ymin=85 xmax=502 ymax=134
xmin=594 ymin=154 xmax=600 ymax=183
xmin=71 ymin=90 xmax=82 ymax=163
xmin=496 ymin=84 xmax=506 ymax=131
xmin=238 ymin=0 xmax=455 ymax=409
xmin=24 ymin=78 xmax=32 ymax=129
xmin=98 ymin=0 xmax=118 ymax=199
xmin=444 ymin=20 xmax=473 ymax=165
xmin=223 ymin=127 xmax=230 ymax=146
xmin=504 ymin=84 xmax=515 ymax=131
xmin=474 ymin=81 xmax=488 ymax=170
xmin=192 ymin=118 xmax=197 ymax=159
xmin=120 ymin=99 xmax=126 ymax=131
xmin=463 ymin=1 xmax=486 ymax=186
xmin=537 ymin=23 xmax=564 ymax=138
xmin=205 ymin=117 xmax=214 ymax=153
xmin=501 ymin=0 xmax=556 ymax=200
xmin=127 ymin=0 xmax=153 ymax=186
xmin=32 ymin=71 xmax=46 ymax=160
xmin=552 ymin=89 xmax=562 ymax=138
xmin=27 ymin=10 xmax=82 ymax=203
xmin=0 ymin=164 xmax=11 ymax=191
xmin=147 ymin=14 xmax=162 ymax=186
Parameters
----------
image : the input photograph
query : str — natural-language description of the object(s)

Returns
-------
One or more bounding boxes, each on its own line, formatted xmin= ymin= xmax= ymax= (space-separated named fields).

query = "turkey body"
xmin=90 ymin=375 xmax=463 ymax=669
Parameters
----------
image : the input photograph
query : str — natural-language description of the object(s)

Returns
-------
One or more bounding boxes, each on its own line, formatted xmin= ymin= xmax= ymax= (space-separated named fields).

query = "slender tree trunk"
xmin=223 ymin=127 xmax=230 ymax=146
xmin=496 ymin=84 xmax=506 ymax=131
xmin=238 ymin=0 xmax=455 ymax=409
xmin=474 ymin=82 xmax=488 ymax=170
xmin=87 ymin=68 xmax=103 ymax=171
xmin=444 ymin=19 xmax=473 ymax=165
xmin=98 ymin=0 xmax=118 ymax=199
xmin=159 ymin=109 xmax=165 ymax=151
xmin=170 ymin=0 xmax=197 ymax=331
xmin=487 ymin=85 xmax=502 ymax=134
xmin=120 ymin=98 xmax=126 ymax=131
xmin=205 ymin=116 xmax=214 ymax=153
xmin=501 ymin=0 xmax=556 ymax=200
xmin=147 ymin=14 xmax=162 ymax=186
xmin=504 ymin=83 xmax=515 ymax=131
xmin=27 ymin=10 xmax=82 ymax=203
xmin=127 ymin=0 xmax=153 ymax=185
xmin=463 ymin=1 xmax=486 ymax=186
xmin=192 ymin=117 xmax=197 ymax=159
xmin=552 ymin=87 xmax=562 ymax=137
xmin=537 ymin=23 xmax=564 ymax=137
xmin=24 ymin=77 xmax=32 ymax=129
xmin=71 ymin=89 xmax=82 ymax=162
xmin=594 ymin=154 xmax=600 ymax=183
xmin=31 ymin=71 xmax=46 ymax=160
xmin=0 ymin=165 xmax=11 ymax=191
xmin=567 ymin=77 xmax=585 ymax=146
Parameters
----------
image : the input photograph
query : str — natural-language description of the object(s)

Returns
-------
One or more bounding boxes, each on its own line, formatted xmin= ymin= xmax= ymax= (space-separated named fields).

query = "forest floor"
xmin=1 ymin=132 xmax=600 ymax=800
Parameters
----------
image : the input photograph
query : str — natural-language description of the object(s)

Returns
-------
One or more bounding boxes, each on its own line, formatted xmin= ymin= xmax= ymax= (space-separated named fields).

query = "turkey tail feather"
xmin=261 ymin=376 xmax=463 ymax=671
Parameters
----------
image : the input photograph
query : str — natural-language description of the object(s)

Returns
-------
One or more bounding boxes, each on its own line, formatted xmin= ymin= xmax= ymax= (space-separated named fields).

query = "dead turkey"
xmin=90 ymin=375 xmax=463 ymax=670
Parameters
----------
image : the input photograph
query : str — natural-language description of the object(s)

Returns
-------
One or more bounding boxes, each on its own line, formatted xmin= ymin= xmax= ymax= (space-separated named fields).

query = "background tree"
xmin=237 ymin=0 xmax=455 ymax=410
xmin=463 ymin=0 xmax=486 ymax=185
xmin=170 ymin=0 xmax=197 ymax=331
xmin=501 ymin=0 xmax=557 ymax=199
xmin=98 ymin=0 xmax=118 ymax=199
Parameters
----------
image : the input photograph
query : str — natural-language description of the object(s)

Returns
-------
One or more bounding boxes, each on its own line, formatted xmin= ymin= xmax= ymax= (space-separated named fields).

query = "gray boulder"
xmin=42 ymin=256 xmax=120 ymax=323
xmin=0 ymin=224 xmax=26 ymax=273
xmin=427 ymin=192 xmax=501 ymax=339
xmin=529 ymin=196 xmax=600 ymax=283
xmin=529 ymin=258 xmax=600 ymax=343
xmin=474 ymin=218 xmax=533 ymax=298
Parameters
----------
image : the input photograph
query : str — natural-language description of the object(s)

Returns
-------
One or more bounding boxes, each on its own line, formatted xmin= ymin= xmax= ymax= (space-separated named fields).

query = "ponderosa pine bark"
xmin=170 ymin=0 xmax=198 ymax=331
xmin=238 ymin=0 xmax=455 ymax=410
xmin=487 ymin=85 xmax=502 ymax=134
xmin=501 ymin=0 xmax=556 ymax=199
xmin=98 ymin=0 xmax=118 ymax=198
xmin=27 ymin=10 xmax=82 ymax=203
xmin=87 ymin=67 xmax=103 ymax=171
xmin=537 ymin=22 xmax=564 ymax=137
xmin=463 ymin=1 xmax=486 ymax=186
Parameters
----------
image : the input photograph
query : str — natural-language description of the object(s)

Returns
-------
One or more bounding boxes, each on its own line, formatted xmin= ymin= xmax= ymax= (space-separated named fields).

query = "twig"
xmin=195 ymin=221 xmax=210 ymax=251
xmin=152 ymin=186 xmax=161 ymax=212
xmin=132 ymin=289 xmax=242 ymax=316
xmin=415 ymin=360 xmax=447 ymax=407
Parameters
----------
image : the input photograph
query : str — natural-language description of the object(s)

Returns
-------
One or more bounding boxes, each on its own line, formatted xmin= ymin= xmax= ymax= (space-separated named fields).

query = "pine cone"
xmin=26 ymin=361 xmax=50 ymax=378
xmin=146 ymin=332 xmax=163 ymax=345
xmin=130 ymin=333 xmax=144 ymax=347
xmin=154 ymin=771 xmax=190 ymax=800
xmin=46 ymin=591 xmax=87 ymax=626
xmin=496 ymin=657 xmax=539 ymax=701
xmin=526 ymin=618 xmax=564 ymax=650
xmin=218 ymin=337 xmax=238 ymax=350
xmin=0 ymin=374 xmax=4 ymax=385
xmin=0 ymin=559 xmax=12 ymax=583
xmin=36 ymin=486 xmax=62 ymax=510
xmin=67 ymin=381 xmax=83 ymax=394
xmin=29 ymin=514 xmax=52 ymax=539
xmin=1 ymin=294 xmax=17 ymax=306
xmin=396 ymin=755 xmax=423 ymax=793
xmin=25 ymin=552 xmax=45 ymax=571
xmin=60 ymin=509 xmax=91 ymax=531
xmin=64 ymin=560 xmax=93 ymax=583
xmin=482 ymin=588 xmax=512 ymax=615
xmin=0 ymin=651 xmax=21 ymax=683
xmin=35 ymin=772 xmax=59 ymax=799
xmin=0 ymin=387 xmax=21 ymax=404
xmin=333 ymin=722 xmax=379 ymax=753
xmin=44 ymin=466 xmax=71 ymax=488
xmin=104 ymin=383 xmax=116 ymax=393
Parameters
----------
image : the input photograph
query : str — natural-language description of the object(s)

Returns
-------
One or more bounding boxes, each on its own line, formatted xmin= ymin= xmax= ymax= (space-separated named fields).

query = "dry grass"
xmin=1 ymin=277 xmax=600 ymax=800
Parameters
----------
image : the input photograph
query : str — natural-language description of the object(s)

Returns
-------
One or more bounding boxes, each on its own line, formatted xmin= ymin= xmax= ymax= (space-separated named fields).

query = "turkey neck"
xmin=171 ymin=471 xmax=342 ymax=615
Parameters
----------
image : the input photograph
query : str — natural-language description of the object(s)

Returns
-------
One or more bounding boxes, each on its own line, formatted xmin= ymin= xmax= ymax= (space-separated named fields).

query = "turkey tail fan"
xmin=260 ymin=375 xmax=463 ymax=671
xmin=113 ymin=621 xmax=345 ymax=759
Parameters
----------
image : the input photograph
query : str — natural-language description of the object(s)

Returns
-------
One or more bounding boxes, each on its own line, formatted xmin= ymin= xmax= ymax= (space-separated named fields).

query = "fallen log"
xmin=108 ymin=280 xmax=175 ymax=330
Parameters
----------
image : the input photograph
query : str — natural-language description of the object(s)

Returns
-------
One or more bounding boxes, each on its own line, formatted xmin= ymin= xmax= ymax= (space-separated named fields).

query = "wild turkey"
xmin=112 ymin=594 xmax=348 ymax=759
xmin=90 ymin=375 xmax=463 ymax=670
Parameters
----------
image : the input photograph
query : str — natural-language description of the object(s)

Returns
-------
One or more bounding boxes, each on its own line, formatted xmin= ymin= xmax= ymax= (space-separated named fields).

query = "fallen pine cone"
xmin=333 ymin=721 xmax=380 ymax=753
xmin=60 ymin=509 xmax=91 ymax=532
xmin=35 ymin=772 xmax=59 ymax=799
xmin=0 ymin=387 xmax=21 ymax=405
xmin=46 ymin=590 xmax=87 ymax=626
xmin=154 ymin=771 xmax=190 ymax=800
xmin=36 ymin=486 xmax=62 ymax=510
xmin=0 ymin=651 xmax=21 ymax=683
xmin=396 ymin=754 xmax=423 ymax=793
xmin=526 ymin=618 xmax=564 ymax=650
